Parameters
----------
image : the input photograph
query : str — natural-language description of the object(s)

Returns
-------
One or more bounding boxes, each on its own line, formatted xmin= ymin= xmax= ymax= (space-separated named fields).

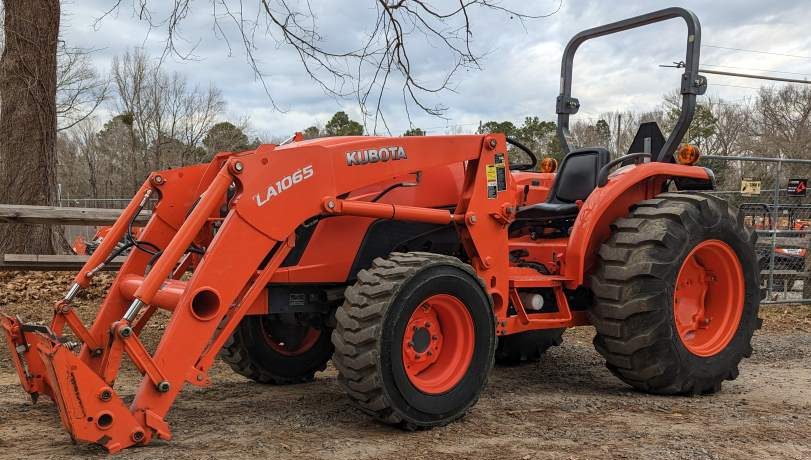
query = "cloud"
xmin=60 ymin=0 xmax=811 ymax=136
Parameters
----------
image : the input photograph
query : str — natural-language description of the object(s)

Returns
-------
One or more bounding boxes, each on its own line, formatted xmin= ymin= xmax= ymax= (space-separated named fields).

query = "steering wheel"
xmin=506 ymin=137 xmax=538 ymax=171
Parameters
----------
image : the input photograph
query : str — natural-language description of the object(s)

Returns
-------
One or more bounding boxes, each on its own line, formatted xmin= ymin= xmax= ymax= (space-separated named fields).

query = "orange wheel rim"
xmin=674 ymin=239 xmax=745 ymax=357
xmin=261 ymin=320 xmax=321 ymax=356
xmin=402 ymin=294 xmax=474 ymax=394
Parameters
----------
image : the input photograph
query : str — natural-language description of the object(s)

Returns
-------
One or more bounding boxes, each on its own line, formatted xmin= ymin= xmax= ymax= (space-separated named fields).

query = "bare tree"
xmin=749 ymin=85 xmax=811 ymax=160
xmin=0 ymin=0 xmax=62 ymax=255
xmin=111 ymin=48 xmax=153 ymax=189
xmin=568 ymin=119 xmax=611 ymax=150
xmin=71 ymin=118 xmax=103 ymax=198
xmin=0 ymin=3 xmax=4 ymax=58
xmin=0 ymin=1 xmax=109 ymax=254
xmin=110 ymin=48 xmax=223 ymax=189
xmin=703 ymin=97 xmax=750 ymax=157
xmin=56 ymin=44 xmax=109 ymax=131
xmin=98 ymin=0 xmax=560 ymax=133
xmin=744 ymin=85 xmax=811 ymax=185
xmin=165 ymin=75 xmax=224 ymax=165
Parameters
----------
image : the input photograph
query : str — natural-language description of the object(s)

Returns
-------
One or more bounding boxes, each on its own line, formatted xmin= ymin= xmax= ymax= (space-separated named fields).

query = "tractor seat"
xmin=515 ymin=202 xmax=580 ymax=219
xmin=515 ymin=148 xmax=610 ymax=221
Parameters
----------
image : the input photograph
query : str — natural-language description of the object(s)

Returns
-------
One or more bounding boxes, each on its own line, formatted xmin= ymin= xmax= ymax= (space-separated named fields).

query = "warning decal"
xmin=486 ymin=164 xmax=497 ymax=181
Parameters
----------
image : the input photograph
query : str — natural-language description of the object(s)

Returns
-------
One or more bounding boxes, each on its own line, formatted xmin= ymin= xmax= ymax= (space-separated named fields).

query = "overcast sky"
xmin=60 ymin=0 xmax=811 ymax=138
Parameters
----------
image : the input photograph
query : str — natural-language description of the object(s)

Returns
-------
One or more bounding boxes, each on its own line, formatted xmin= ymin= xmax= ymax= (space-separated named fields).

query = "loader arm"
xmin=1 ymin=134 xmax=515 ymax=452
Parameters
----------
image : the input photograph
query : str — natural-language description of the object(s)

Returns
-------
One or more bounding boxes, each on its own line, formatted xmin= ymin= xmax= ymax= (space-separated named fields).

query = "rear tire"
xmin=589 ymin=193 xmax=761 ymax=395
xmin=332 ymin=252 xmax=495 ymax=429
xmin=494 ymin=329 xmax=564 ymax=366
xmin=221 ymin=314 xmax=333 ymax=384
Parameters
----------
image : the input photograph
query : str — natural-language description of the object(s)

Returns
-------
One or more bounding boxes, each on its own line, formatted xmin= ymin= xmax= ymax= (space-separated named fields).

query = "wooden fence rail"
xmin=0 ymin=254 xmax=126 ymax=271
xmin=0 ymin=204 xmax=150 ymax=226
xmin=0 ymin=204 xmax=147 ymax=270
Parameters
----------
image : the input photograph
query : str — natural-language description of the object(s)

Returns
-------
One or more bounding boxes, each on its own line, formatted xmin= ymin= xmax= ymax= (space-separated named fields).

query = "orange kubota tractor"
xmin=1 ymin=8 xmax=761 ymax=453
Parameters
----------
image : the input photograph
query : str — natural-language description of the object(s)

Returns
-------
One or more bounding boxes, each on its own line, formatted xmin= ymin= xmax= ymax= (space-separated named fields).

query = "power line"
xmin=708 ymin=83 xmax=762 ymax=90
xmin=703 ymin=63 xmax=811 ymax=77
xmin=701 ymin=68 xmax=811 ymax=85
xmin=704 ymin=44 xmax=811 ymax=60
xmin=698 ymin=95 xmax=754 ymax=106
xmin=662 ymin=61 xmax=810 ymax=86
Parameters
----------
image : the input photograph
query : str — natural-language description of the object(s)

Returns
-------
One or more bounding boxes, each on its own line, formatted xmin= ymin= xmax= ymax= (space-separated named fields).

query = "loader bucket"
xmin=1 ymin=314 xmax=146 ymax=453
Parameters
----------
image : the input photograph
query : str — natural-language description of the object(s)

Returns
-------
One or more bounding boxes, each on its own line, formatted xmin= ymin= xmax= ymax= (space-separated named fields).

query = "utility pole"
xmin=615 ymin=113 xmax=622 ymax=155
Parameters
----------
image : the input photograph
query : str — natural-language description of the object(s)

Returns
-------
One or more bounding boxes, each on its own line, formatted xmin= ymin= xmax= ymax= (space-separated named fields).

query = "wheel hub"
xmin=674 ymin=239 xmax=745 ymax=357
xmin=403 ymin=307 xmax=444 ymax=372
xmin=260 ymin=316 xmax=321 ymax=357
xmin=401 ymin=294 xmax=474 ymax=395
xmin=410 ymin=327 xmax=432 ymax=353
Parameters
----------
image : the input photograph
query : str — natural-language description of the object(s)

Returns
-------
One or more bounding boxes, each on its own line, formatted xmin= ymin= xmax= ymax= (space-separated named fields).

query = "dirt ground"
xmin=0 ymin=271 xmax=809 ymax=459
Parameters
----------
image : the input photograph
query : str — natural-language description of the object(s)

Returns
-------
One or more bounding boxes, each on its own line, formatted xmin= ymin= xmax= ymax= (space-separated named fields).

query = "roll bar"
xmin=556 ymin=7 xmax=707 ymax=163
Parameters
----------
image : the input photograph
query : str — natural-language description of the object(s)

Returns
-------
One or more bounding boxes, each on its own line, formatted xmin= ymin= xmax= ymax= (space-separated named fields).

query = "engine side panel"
xmin=271 ymin=163 xmax=468 ymax=283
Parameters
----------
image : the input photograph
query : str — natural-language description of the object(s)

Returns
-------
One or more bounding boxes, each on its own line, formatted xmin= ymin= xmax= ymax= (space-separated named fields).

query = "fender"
xmin=563 ymin=162 xmax=711 ymax=288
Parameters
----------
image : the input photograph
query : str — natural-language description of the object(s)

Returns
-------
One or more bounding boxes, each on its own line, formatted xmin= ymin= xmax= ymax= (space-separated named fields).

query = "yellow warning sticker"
xmin=486 ymin=164 xmax=497 ymax=181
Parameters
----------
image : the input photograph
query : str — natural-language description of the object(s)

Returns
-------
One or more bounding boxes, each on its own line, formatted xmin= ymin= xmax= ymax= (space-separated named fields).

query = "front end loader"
xmin=1 ymin=7 xmax=761 ymax=452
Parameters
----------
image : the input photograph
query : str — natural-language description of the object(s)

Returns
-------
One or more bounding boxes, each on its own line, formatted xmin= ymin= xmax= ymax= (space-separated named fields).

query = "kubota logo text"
xmin=346 ymin=146 xmax=407 ymax=166
xmin=254 ymin=165 xmax=314 ymax=207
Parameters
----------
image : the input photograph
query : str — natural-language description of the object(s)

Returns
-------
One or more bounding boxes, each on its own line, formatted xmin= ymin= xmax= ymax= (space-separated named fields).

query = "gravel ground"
xmin=0 ymin=271 xmax=809 ymax=459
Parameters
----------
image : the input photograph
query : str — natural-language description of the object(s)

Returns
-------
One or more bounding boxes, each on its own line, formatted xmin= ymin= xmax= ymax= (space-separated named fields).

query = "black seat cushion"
xmin=515 ymin=202 xmax=579 ymax=220
xmin=514 ymin=148 xmax=610 ymax=221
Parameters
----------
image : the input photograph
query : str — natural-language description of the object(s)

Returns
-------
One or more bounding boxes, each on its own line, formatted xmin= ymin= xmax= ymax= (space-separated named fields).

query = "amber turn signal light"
xmin=675 ymin=144 xmax=701 ymax=165
xmin=540 ymin=157 xmax=558 ymax=173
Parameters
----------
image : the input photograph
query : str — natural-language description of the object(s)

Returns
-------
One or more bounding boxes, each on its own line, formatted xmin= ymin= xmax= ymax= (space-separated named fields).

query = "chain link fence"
xmin=58 ymin=198 xmax=132 ymax=209
xmin=701 ymin=155 xmax=811 ymax=304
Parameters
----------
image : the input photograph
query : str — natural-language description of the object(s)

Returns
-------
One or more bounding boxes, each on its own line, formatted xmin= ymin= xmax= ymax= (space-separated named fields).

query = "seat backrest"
xmin=547 ymin=148 xmax=610 ymax=204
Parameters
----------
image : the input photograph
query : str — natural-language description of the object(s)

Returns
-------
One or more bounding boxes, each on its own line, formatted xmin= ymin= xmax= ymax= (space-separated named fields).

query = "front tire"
xmin=589 ymin=193 xmax=761 ymax=395
xmin=332 ymin=252 xmax=496 ymax=429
